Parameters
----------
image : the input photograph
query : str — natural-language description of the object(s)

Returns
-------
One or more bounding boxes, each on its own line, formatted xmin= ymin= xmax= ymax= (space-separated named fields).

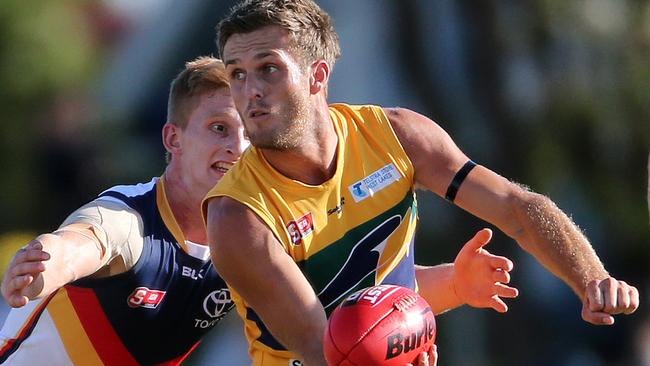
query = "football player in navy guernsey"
xmin=0 ymin=57 xmax=248 ymax=365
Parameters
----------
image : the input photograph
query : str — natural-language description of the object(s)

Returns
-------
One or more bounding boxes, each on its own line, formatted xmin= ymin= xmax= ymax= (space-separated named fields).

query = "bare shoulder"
xmin=382 ymin=107 xmax=431 ymax=127
xmin=381 ymin=107 xmax=468 ymax=194
xmin=382 ymin=107 xmax=452 ymax=146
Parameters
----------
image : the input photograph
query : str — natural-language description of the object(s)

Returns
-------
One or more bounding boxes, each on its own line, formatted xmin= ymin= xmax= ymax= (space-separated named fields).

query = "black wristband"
xmin=445 ymin=160 xmax=477 ymax=203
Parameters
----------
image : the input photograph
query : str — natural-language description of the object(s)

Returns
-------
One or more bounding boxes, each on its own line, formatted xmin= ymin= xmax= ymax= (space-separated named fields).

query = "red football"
xmin=324 ymin=285 xmax=436 ymax=366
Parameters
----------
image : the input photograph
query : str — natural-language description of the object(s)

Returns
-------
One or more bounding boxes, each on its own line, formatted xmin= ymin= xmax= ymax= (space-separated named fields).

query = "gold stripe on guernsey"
xmin=156 ymin=175 xmax=188 ymax=252
xmin=48 ymin=289 xmax=103 ymax=366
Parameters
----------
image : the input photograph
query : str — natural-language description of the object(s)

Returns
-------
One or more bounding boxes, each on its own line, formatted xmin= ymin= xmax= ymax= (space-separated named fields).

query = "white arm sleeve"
xmin=60 ymin=198 xmax=144 ymax=276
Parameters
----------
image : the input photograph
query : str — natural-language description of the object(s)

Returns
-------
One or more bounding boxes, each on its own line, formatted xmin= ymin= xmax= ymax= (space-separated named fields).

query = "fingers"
xmin=494 ymin=282 xmax=519 ymax=299
xmin=9 ymin=261 xmax=46 ymax=280
xmin=430 ymin=344 xmax=438 ymax=366
xmin=3 ymin=274 xmax=35 ymax=302
xmin=488 ymin=255 xmax=514 ymax=272
xmin=492 ymin=268 xmax=510 ymax=284
xmin=625 ymin=285 xmax=640 ymax=315
xmin=7 ymin=293 xmax=30 ymax=308
xmin=3 ymin=274 xmax=34 ymax=308
xmin=6 ymin=246 xmax=49 ymax=281
xmin=487 ymin=283 xmax=520 ymax=313
xmin=13 ymin=247 xmax=50 ymax=266
xmin=412 ymin=345 xmax=438 ymax=366
xmin=10 ymin=274 xmax=35 ymax=290
xmin=489 ymin=295 xmax=508 ymax=313
xmin=417 ymin=350 xmax=429 ymax=366
xmin=1 ymin=242 xmax=49 ymax=308
xmin=582 ymin=304 xmax=615 ymax=325
xmin=462 ymin=228 xmax=493 ymax=253
xmin=586 ymin=280 xmax=603 ymax=312
xmin=583 ymin=278 xmax=640 ymax=324
xmin=601 ymin=278 xmax=619 ymax=313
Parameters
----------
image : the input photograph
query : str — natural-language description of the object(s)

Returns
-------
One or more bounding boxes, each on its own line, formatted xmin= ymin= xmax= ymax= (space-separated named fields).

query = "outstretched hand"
xmin=581 ymin=277 xmax=639 ymax=325
xmin=1 ymin=239 xmax=50 ymax=308
xmin=453 ymin=228 xmax=519 ymax=312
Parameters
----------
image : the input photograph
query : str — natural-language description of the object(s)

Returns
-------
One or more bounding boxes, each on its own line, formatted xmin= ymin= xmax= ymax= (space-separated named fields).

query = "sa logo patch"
xmin=127 ymin=287 xmax=166 ymax=309
xmin=286 ymin=212 xmax=314 ymax=245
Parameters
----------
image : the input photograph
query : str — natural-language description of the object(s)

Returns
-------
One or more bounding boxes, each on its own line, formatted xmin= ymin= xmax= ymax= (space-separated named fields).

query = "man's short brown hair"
xmin=167 ymin=56 xmax=229 ymax=128
xmin=216 ymin=0 xmax=341 ymax=68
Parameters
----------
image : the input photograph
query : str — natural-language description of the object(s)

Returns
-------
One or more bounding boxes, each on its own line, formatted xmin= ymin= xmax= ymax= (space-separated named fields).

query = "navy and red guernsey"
xmin=0 ymin=177 xmax=234 ymax=365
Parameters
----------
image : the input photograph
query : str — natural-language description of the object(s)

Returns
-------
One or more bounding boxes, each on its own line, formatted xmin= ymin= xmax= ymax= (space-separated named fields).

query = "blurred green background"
xmin=0 ymin=1 xmax=648 ymax=365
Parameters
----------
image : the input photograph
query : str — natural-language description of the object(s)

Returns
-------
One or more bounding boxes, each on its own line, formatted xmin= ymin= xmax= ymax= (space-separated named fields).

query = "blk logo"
xmin=182 ymin=266 xmax=204 ymax=280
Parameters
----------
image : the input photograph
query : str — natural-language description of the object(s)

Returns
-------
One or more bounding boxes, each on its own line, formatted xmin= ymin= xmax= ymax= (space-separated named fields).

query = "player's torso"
xmin=0 ymin=178 xmax=234 ymax=366
xmin=211 ymin=104 xmax=419 ymax=364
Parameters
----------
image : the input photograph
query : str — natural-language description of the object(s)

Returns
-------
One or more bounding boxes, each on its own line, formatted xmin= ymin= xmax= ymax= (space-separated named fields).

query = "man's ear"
xmin=309 ymin=60 xmax=330 ymax=95
xmin=162 ymin=123 xmax=182 ymax=157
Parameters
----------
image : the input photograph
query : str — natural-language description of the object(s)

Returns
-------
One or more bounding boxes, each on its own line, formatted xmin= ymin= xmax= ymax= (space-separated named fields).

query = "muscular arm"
xmin=386 ymin=107 xmax=638 ymax=323
xmin=207 ymin=196 xmax=328 ymax=366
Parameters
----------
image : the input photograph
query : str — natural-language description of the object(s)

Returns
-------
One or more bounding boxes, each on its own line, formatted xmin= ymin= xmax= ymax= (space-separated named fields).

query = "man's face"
xmin=222 ymin=26 xmax=312 ymax=150
xmin=176 ymin=87 xmax=248 ymax=193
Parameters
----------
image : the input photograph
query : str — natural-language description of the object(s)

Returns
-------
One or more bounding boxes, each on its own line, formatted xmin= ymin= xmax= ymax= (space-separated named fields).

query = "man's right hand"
xmin=1 ymin=239 xmax=50 ymax=308
xmin=406 ymin=345 xmax=438 ymax=366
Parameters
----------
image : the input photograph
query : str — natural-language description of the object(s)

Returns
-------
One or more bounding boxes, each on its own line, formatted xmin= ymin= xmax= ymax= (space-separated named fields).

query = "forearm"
xmin=415 ymin=264 xmax=462 ymax=314
xmin=511 ymin=192 xmax=608 ymax=297
xmin=267 ymin=302 xmax=328 ymax=366
xmin=26 ymin=225 xmax=105 ymax=298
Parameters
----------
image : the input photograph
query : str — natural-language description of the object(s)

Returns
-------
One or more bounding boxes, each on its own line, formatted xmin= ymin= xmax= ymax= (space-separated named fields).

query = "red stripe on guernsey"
xmin=0 ymin=292 xmax=57 ymax=362
xmin=66 ymin=286 xmax=139 ymax=365
xmin=156 ymin=341 xmax=201 ymax=366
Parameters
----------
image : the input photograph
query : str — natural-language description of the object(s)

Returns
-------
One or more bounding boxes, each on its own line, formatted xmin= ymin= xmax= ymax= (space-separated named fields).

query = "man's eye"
xmin=232 ymin=71 xmax=245 ymax=80
xmin=211 ymin=124 xmax=226 ymax=132
xmin=265 ymin=65 xmax=278 ymax=73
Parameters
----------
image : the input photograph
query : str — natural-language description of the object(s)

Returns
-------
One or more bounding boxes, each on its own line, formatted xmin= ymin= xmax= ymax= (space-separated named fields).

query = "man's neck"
xmin=162 ymin=168 xmax=208 ymax=244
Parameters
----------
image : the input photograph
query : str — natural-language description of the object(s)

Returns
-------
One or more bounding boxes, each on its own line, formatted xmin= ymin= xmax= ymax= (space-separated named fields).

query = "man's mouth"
xmin=212 ymin=161 xmax=234 ymax=173
xmin=248 ymin=110 xmax=268 ymax=119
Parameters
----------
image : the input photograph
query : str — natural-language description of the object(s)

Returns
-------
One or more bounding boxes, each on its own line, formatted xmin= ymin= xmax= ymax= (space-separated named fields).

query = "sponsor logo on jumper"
xmin=349 ymin=163 xmax=401 ymax=203
xmin=289 ymin=360 xmax=304 ymax=366
xmin=182 ymin=265 xmax=205 ymax=280
xmin=127 ymin=287 xmax=166 ymax=309
xmin=194 ymin=289 xmax=233 ymax=329
xmin=286 ymin=212 xmax=314 ymax=245
xmin=327 ymin=197 xmax=346 ymax=216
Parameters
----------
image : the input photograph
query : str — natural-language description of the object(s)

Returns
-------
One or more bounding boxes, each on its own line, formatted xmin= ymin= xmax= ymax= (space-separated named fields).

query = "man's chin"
xmin=206 ymin=170 xmax=225 ymax=186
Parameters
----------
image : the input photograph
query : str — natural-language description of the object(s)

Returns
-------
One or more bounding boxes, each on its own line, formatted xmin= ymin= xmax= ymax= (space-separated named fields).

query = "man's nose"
xmin=244 ymin=76 xmax=263 ymax=101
